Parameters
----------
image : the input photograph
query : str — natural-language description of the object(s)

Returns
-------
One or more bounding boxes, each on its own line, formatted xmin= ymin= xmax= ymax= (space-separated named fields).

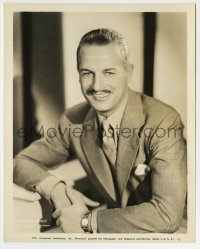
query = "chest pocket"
xmin=126 ymin=139 xmax=152 ymax=205
xmin=128 ymin=139 xmax=152 ymax=193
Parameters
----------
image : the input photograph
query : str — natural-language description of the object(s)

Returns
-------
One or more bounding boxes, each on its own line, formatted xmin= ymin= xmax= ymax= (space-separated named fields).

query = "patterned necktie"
xmin=101 ymin=118 xmax=117 ymax=167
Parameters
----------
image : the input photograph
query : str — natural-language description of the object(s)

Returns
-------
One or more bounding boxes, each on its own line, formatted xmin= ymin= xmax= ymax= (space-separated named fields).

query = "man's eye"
xmin=104 ymin=72 xmax=115 ymax=76
xmin=81 ymin=72 xmax=93 ymax=77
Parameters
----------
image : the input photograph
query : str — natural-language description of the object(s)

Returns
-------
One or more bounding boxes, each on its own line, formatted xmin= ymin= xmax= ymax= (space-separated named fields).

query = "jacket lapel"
xmin=80 ymin=108 xmax=118 ymax=203
xmin=115 ymin=89 xmax=145 ymax=206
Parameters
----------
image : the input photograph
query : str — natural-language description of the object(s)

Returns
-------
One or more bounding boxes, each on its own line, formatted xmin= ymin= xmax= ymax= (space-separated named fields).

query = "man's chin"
xmin=89 ymin=102 xmax=111 ymax=114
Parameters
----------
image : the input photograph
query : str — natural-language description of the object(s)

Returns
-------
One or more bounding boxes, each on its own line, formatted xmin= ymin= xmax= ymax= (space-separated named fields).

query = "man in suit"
xmin=14 ymin=28 xmax=187 ymax=233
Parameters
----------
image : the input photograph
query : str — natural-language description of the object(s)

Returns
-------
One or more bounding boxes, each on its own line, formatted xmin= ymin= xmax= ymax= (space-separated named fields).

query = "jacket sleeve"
xmin=13 ymin=112 xmax=71 ymax=191
xmin=96 ymin=111 xmax=187 ymax=233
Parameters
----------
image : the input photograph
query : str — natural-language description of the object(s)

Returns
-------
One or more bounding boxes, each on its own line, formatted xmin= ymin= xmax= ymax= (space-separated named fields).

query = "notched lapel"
xmin=115 ymin=90 xmax=145 ymax=206
xmin=80 ymin=108 xmax=117 ymax=203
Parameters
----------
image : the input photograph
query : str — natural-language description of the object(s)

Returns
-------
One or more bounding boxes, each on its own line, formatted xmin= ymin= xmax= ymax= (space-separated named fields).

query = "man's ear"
xmin=126 ymin=63 xmax=134 ymax=82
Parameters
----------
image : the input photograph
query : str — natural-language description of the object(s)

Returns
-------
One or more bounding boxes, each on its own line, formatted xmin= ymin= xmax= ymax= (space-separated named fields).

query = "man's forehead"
xmin=78 ymin=43 xmax=124 ymax=67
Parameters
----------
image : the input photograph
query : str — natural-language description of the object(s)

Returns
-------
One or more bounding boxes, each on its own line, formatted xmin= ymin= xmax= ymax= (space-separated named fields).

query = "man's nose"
xmin=92 ymin=74 xmax=103 ymax=91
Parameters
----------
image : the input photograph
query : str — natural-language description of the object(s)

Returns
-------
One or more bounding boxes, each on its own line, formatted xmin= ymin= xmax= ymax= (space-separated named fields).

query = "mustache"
xmin=85 ymin=89 xmax=112 ymax=95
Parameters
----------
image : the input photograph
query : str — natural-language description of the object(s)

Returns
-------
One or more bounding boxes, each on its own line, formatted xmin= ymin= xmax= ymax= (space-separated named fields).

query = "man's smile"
xmin=92 ymin=91 xmax=112 ymax=101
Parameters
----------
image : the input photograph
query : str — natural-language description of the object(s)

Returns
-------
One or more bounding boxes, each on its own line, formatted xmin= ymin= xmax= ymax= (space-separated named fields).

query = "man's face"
xmin=78 ymin=43 xmax=133 ymax=117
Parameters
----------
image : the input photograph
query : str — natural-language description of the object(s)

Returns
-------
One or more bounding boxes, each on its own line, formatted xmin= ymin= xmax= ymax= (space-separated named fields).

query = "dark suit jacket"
xmin=14 ymin=89 xmax=187 ymax=233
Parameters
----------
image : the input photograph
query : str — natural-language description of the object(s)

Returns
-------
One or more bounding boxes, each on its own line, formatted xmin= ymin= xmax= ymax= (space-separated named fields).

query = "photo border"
xmin=3 ymin=2 xmax=196 ymax=244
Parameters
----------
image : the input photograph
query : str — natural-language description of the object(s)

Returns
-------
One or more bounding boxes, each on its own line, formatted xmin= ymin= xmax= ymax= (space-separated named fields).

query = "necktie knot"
xmin=101 ymin=119 xmax=114 ymax=140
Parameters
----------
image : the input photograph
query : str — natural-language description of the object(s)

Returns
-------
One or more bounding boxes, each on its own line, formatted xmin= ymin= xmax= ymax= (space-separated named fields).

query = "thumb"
xmin=79 ymin=192 xmax=100 ymax=207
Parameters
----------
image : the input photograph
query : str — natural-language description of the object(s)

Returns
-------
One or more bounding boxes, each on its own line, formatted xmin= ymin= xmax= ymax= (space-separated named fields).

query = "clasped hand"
xmin=51 ymin=184 xmax=99 ymax=233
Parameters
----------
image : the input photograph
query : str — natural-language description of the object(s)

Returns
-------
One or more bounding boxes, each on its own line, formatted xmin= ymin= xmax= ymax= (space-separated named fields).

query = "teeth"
xmin=94 ymin=92 xmax=109 ymax=96
xmin=93 ymin=92 xmax=110 ymax=100
xmin=94 ymin=93 xmax=109 ymax=97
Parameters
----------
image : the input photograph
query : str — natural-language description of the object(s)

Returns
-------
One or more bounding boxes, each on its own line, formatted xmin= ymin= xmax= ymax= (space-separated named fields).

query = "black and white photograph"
xmin=3 ymin=3 xmax=195 ymax=243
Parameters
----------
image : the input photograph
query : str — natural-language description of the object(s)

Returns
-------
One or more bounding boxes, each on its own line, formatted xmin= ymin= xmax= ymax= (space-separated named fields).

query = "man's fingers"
xmin=66 ymin=187 xmax=100 ymax=207
xmin=53 ymin=197 xmax=72 ymax=210
xmin=52 ymin=209 xmax=60 ymax=219
xmin=56 ymin=218 xmax=61 ymax=227
xmin=80 ymin=193 xmax=100 ymax=207
xmin=66 ymin=187 xmax=81 ymax=205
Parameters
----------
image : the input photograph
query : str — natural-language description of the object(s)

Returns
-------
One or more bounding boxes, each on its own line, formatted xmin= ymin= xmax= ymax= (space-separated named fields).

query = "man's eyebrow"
xmin=79 ymin=68 xmax=117 ymax=72
xmin=104 ymin=68 xmax=117 ymax=71
xmin=79 ymin=68 xmax=93 ymax=72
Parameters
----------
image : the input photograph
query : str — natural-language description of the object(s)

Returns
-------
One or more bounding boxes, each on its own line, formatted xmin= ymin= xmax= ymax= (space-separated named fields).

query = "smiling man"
xmin=77 ymin=40 xmax=132 ymax=117
xmin=14 ymin=29 xmax=187 ymax=233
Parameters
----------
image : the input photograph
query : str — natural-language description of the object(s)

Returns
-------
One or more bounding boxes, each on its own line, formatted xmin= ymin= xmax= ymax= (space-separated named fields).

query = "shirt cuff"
xmin=35 ymin=175 xmax=61 ymax=201
xmin=90 ymin=209 xmax=98 ymax=233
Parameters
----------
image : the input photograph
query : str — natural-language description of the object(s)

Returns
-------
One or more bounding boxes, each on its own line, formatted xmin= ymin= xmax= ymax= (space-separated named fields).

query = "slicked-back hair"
xmin=76 ymin=28 xmax=129 ymax=70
